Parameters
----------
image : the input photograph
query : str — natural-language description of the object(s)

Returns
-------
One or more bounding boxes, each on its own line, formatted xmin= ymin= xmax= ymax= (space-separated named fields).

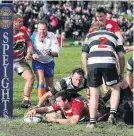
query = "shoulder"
xmin=59 ymin=76 xmax=71 ymax=88
xmin=72 ymin=98 xmax=83 ymax=105
xmin=30 ymin=32 xmax=38 ymax=41
xmin=47 ymin=31 xmax=56 ymax=38
xmin=71 ymin=98 xmax=84 ymax=110
xmin=106 ymin=19 xmax=119 ymax=26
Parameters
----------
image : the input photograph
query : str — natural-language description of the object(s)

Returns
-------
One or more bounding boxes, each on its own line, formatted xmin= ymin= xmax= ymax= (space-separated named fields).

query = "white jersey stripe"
xmin=88 ymin=57 xmax=116 ymax=64
xmin=89 ymin=45 xmax=115 ymax=53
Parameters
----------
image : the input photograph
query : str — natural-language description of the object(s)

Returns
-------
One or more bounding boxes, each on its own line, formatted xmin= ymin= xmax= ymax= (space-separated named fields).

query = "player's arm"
xmin=113 ymin=21 xmax=124 ymax=43
xmin=37 ymin=91 xmax=53 ymax=107
xmin=50 ymin=33 xmax=60 ymax=57
xmin=118 ymin=52 xmax=125 ymax=81
xmin=27 ymin=106 xmax=54 ymax=118
xmin=47 ymin=115 xmax=80 ymax=125
xmin=115 ymin=31 xmax=124 ymax=44
xmin=81 ymin=41 xmax=89 ymax=76
xmin=25 ymin=32 xmax=33 ymax=59
xmin=124 ymin=45 xmax=134 ymax=53
xmin=81 ymin=53 xmax=88 ymax=76
xmin=116 ymin=39 xmax=125 ymax=81
xmin=37 ymin=80 xmax=63 ymax=107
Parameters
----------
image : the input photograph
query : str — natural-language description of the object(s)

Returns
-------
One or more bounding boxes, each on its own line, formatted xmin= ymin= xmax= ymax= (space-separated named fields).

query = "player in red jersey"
xmin=13 ymin=14 xmax=34 ymax=108
xmin=88 ymin=7 xmax=123 ymax=42
xmin=26 ymin=91 xmax=89 ymax=124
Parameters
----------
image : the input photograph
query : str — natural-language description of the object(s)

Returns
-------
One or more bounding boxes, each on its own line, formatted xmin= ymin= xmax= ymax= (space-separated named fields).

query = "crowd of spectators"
xmin=13 ymin=1 xmax=133 ymax=45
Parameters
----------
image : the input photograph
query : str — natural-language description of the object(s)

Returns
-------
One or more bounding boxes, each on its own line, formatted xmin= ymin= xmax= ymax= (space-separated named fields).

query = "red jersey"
xmin=52 ymin=98 xmax=89 ymax=119
xmin=13 ymin=29 xmax=30 ymax=62
xmin=88 ymin=19 xmax=120 ymax=34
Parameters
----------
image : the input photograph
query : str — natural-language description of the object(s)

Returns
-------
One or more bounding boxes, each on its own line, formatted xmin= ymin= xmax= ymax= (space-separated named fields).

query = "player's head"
xmin=71 ymin=67 xmax=84 ymax=87
xmin=95 ymin=7 xmax=107 ymax=23
xmin=92 ymin=21 xmax=106 ymax=32
xmin=106 ymin=10 xmax=113 ymax=20
xmin=55 ymin=91 xmax=71 ymax=110
xmin=37 ymin=20 xmax=48 ymax=38
xmin=14 ymin=14 xmax=23 ymax=31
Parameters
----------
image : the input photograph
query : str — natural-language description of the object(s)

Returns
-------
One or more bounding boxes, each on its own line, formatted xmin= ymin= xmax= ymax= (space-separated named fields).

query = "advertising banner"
xmin=0 ymin=4 xmax=13 ymax=118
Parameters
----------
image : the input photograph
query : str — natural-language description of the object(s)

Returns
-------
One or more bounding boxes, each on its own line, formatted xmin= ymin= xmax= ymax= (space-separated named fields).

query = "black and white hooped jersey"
xmin=51 ymin=76 xmax=87 ymax=95
xmin=127 ymin=57 xmax=134 ymax=72
xmin=82 ymin=30 xmax=124 ymax=69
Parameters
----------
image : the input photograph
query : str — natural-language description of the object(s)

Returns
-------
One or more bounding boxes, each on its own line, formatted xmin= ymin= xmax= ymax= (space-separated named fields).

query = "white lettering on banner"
xmin=1 ymin=32 xmax=10 ymax=116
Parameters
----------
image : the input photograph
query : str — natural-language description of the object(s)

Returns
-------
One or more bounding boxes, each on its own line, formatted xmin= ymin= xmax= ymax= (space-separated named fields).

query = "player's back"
xmin=83 ymin=30 xmax=122 ymax=69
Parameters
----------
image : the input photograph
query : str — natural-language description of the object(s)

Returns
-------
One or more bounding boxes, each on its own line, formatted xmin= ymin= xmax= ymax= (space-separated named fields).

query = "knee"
xmin=27 ymin=74 xmax=35 ymax=84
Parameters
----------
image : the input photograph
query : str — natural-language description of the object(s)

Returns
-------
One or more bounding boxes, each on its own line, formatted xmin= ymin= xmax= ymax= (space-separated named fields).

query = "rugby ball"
xmin=24 ymin=113 xmax=43 ymax=123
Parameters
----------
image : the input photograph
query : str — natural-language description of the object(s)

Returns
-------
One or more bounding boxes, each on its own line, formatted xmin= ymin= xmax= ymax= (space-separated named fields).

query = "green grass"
xmin=0 ymin=47 xmax=133 ymax=136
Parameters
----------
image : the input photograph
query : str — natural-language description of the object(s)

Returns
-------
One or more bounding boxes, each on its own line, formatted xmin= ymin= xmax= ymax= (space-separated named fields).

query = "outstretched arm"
xmin=26 ymin=106 xmax=54 ymax=118
xmin=47 ymin=115 xmax=80 ymax=125
xmin=124 ymin=45 xmax=134 ymax=53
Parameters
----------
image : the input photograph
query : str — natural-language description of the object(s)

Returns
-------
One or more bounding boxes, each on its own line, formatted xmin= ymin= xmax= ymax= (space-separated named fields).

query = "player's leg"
xmin=21 ymin=69 xmax=34 ymax=106
xmin=32 ymin=60 xmax=47 ymax=100
xmin=103 ymin=68 xmax=120 ymax=124
xmin=14 ymin=60 xmax=35 ymax=108
xmin=45 ymin=77 xmax=53 ymax=91
xmin=87 ymin=68 xmax=102 ymax=128
xmin=44 ymin=60 xmax=55 ymax=91
xmin=89 ymin=87 xmax=100 ymax=122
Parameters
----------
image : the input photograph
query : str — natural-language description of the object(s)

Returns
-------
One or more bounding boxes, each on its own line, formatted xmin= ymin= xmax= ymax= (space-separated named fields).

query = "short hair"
xmin=72 ymin=67 xmax=84 ymax=77
xmin=14 ymin=14 xmax=22 ymax=21
xmin=96 ymin=7 xmax=107 ymax=14
xmin=92 ymin=21 xmax=106 ymax=31
xmin=55 ymin=91 xmax=71 ymax=102
xmin=37 ymin=19 xmax=48 ymax=27
xmin=107 ymin=10 xmax=113 ymax=15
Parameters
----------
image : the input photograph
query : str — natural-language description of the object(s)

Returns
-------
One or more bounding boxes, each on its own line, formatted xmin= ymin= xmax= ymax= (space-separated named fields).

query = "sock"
xmin=110 ymin=108 xmax=117 ymax=116
xmin=24 ymin=95 xmax=30 ymax=101
xmin=90 ymin=117 xmax=96 ymax=124
xmin=37 ymin=84 xmax=47 ymax=99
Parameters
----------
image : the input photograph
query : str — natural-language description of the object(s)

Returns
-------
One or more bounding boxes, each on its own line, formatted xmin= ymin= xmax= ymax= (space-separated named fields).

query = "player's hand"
xmin=124 ymin=46 xmax=131 ymax=53
xmin=25 ymin=52 xmax=32 ymax=60
xmin=32 ymin=53 xmax=39 ymax=60
xmin=26 ymin=109 xmax=36 ymax=118
xmin=42 ymin=49 xmax=51 ymax=56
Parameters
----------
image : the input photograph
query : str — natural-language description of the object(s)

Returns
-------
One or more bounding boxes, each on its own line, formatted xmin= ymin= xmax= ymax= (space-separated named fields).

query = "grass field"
xmin=0 ymin=46 xmax=133 ymax=136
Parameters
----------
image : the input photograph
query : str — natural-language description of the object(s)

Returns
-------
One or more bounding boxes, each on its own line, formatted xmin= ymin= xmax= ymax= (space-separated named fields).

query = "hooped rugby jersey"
xmin=51 ymin=76 xmax=87 ymax=95
xmin=13 ymin=29 xmax=30 ymax=62
xmin=82 ymin=30 xmax=124 ymax=69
